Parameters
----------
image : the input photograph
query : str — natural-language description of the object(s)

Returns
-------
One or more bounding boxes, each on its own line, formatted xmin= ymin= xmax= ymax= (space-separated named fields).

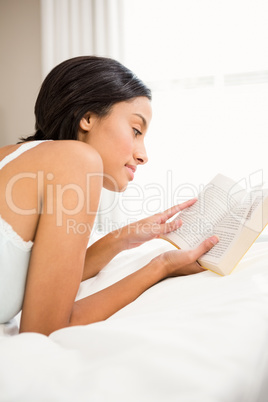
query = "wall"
xmin=0 ymin=0 xmax=41 ymax=146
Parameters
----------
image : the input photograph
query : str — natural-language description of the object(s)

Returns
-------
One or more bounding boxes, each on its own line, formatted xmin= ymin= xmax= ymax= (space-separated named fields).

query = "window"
xmin=44 ymin=0 xmax=267 ymax=233
xmin=104 ymin=0 xmax=268 ymax=230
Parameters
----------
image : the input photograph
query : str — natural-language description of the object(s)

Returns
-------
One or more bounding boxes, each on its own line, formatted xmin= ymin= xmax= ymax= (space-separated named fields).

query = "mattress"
xmin=0 ymin=238 xmax=268 ymax=402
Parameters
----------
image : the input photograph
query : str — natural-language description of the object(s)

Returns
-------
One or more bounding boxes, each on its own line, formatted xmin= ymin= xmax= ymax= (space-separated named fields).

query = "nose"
xmin=134 ymin=143 xmax=148 ymax=165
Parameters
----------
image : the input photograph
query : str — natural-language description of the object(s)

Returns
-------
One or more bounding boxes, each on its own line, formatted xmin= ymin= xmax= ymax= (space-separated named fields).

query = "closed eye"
xmin=133 ymin=128 xmax=142 ymax=136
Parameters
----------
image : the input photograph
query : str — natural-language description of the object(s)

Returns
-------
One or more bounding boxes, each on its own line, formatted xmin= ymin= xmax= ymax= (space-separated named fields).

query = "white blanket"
xmin=1 ymin=239 xmax=268 ymax=402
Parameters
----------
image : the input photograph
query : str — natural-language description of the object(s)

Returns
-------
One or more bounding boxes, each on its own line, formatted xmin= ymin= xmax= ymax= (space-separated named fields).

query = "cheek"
xmin=100 ymin=125 xmax=133 ymax=167
xmin=121 ymin=136 xmax=133 ymax=153
xmin=112 ymin=136 xmax=133 ymax=158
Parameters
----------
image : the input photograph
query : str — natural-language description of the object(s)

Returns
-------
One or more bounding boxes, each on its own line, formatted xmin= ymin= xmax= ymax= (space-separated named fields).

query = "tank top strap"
xmin=0 ymin=140 xmax=52 ymax=171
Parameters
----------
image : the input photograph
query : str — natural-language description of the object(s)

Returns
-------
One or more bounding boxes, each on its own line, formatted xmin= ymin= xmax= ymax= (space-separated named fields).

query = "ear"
xmin=79 ymin=112 xmax=92 ymax=133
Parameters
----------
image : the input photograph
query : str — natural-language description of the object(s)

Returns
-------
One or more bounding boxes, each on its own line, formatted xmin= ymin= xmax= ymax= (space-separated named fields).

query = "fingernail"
xmin=175 ymin=219 xmax=182 ymax=227
xmin=189 ymin=197 xmax=198 ymax=203
xmin=210 ymin=235 xmax=219 ymax=245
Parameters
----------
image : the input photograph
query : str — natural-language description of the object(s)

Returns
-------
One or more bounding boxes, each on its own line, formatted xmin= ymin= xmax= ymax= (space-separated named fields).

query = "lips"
xmin=125 ymin=164 xmax=137 ymax=180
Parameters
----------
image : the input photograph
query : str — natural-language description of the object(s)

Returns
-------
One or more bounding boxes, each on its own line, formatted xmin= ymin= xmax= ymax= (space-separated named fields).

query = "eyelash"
xmin=133 ymin=128 xmax=142 ymax=136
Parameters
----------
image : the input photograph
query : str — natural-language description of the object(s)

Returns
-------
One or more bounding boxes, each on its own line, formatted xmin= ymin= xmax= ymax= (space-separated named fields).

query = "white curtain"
xmin=40 ymin=0 xmax=123 ymax=79
xmin=121 ymin=0 xmax=268 ymax=215
xmin=40 ymin=0 xmax=125 ymax=230
xmin=40 ymin=1 xmax=268 ymax=236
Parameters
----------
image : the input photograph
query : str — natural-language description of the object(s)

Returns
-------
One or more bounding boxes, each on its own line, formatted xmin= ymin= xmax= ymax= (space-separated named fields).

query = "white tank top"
xmin=0 ymin=140 xmax=49 ymax=323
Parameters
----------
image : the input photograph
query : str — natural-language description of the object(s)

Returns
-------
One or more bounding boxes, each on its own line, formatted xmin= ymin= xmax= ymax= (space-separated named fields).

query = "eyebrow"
xmin=133 ymin=113 xmax=147 ymax=129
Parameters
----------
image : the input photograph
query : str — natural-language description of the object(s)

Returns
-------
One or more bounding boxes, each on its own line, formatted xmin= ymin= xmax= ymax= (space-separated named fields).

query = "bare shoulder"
xmin=0 ymin=140 xmax=103 ymax=174
xmin=40 ymin=140 xmax=103 ymax=172
xmin=3 ymin=140 xmax=104 ymax=182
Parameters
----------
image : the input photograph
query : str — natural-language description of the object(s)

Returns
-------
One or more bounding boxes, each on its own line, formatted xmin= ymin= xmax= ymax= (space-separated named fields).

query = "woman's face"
xmin=79 ymin=96 xmax=152 ymax=191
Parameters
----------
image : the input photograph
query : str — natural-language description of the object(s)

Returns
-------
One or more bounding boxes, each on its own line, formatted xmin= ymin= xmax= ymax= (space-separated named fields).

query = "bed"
xmin=1 ymin=237 xmax=268 ymax=402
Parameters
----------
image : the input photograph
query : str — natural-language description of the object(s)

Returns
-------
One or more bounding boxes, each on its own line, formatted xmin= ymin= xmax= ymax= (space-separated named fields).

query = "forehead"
xmin=111 ymin=97 xmax=152 ymax=125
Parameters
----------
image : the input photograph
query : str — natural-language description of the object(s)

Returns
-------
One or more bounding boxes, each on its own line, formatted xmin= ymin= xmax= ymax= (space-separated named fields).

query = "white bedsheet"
xmin=1 ymin=239 xmax=268 ymax=402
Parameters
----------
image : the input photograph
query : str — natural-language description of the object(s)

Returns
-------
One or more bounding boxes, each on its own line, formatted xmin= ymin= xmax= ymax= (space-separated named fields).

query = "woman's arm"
xmin=19 ymin=142 xmax=104 ymax=336
xmin=82 ymin=231 xmax=125 ymax=280
xmin=70 ymin=236 xmax=218 ymax=326
xmin=18 ymin=142 xmax=217 ymax=336
xmin=82 ymin=199 xmax=197 ymax=280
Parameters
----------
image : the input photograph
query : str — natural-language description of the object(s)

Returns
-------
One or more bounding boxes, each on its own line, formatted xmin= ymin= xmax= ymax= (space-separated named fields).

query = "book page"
xmin=164 ymin=174 xmax=245 ymax=249
xmin=200 ymin=191 xmax=267 ymax=263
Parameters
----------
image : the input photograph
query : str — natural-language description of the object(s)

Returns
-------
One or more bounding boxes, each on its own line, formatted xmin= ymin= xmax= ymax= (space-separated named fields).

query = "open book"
xmin=162 ymin=174 xmax=268 ymax=275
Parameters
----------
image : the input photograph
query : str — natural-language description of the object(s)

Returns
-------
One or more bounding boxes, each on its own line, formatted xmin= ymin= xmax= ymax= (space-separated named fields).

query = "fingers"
xmin=160 ymin=218 xmax=182 ymax=235
xmin=191 ymin=236 xmax=219 ymax=261
xmin=183 ymin=262 xmax=206 ymax=275
xmin=160 ymin=198 xmax=197 ymax=222
xmin=158 ymin=198 xmax=197 ymax=234
xmin=175 ymin=198 xmax=197 ymax=212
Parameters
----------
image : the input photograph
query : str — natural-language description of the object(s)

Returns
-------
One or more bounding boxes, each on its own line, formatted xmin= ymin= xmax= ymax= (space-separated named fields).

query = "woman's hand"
xmin=70 ymin=235 xmax=219 ymax=330
xmin=118 ymin=198 xmax=197 ymax=250
xmin=157 ymin=235 xmax=219 ymax=277
xmin=70 ymin=235 xmax=219 ymax=329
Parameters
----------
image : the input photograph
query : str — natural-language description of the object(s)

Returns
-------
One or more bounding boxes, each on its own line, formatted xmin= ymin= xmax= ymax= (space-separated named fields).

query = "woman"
xmin=0 ymin=56 xmax=218 ymax=335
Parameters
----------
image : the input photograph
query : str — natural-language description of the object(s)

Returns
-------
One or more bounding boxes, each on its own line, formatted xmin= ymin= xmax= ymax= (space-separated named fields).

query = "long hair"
xmin=20 ymin=56 xmax=151 ymax=142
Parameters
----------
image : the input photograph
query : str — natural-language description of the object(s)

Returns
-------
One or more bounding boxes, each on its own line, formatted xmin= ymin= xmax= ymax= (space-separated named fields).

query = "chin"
xmin=118 ymin=183 xmax=128 ymax=192
xmin=103 ymin=178 xmax=128 ymax=192
xmin=113 ymin=182 xmax=128 ymax=193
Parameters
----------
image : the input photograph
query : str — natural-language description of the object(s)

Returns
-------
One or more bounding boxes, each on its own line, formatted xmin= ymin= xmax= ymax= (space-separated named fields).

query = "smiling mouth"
xmin=125 ymin=164 xmax=136 ymax=180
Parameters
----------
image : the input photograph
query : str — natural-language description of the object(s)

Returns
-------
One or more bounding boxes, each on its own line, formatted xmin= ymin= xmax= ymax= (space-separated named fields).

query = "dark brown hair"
xmin=20 ymin=56 xmax=151 ymax=142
